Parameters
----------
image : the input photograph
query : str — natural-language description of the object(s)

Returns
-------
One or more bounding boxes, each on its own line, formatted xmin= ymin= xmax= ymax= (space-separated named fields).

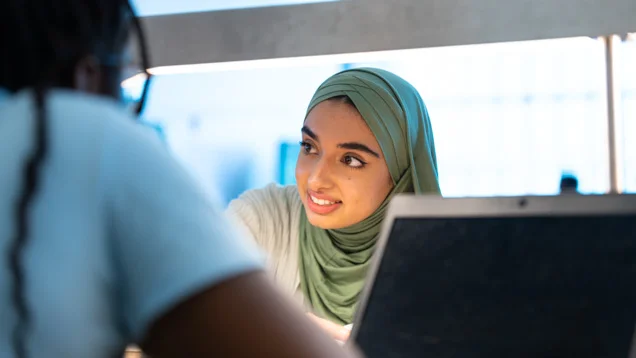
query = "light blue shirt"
xmin=0 ymin=89 xmax=264 ymax=357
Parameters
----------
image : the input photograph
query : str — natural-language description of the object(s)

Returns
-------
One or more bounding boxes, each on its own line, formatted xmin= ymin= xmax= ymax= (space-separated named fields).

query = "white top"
xmin=226 ymin=184 xmax=304 ymax=300
xmin=0 ymin=89 xmax=263 ymax=358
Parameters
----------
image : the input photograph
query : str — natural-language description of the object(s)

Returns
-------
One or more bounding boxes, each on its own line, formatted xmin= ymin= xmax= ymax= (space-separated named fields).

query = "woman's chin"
xmin=305 ymin=209 xmax=341 ymax=230
xmin=304 ymin=207 xmax=359 ymax=230
xmin=306 ymin=214 xmax=339 ymax=230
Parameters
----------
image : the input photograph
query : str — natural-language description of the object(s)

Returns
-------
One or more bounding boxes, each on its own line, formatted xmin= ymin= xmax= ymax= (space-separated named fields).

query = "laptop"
xmin=350 ymin=194 xmax=636 ymax=358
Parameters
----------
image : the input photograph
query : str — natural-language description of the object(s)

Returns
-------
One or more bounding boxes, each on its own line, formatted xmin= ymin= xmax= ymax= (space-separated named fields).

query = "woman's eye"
xmin=300 ymin=141 xmax=316 ymax=154
xmin=343 ymin=155 xmax=365 ymax=168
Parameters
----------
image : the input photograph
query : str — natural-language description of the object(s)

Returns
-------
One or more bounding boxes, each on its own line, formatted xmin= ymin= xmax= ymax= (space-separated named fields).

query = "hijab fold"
xmin=298 ymin=68 xmax=440 ymax=324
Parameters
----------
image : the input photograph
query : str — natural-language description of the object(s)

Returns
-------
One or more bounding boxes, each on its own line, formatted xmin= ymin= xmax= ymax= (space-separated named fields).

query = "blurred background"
xmin=122 ymin=0 xmax=636 ymax=207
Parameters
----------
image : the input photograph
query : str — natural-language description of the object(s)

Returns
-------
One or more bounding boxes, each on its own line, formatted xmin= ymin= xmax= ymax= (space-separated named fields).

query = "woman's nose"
xmin=307 ymin=158 xmax=335 ymax=191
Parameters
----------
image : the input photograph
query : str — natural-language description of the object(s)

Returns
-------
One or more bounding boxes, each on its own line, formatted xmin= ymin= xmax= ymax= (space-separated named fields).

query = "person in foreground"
xmin=227 ymin=67 xmax=441 ymax=341
xmin=0 ymin=1 xmax=360 ymax=358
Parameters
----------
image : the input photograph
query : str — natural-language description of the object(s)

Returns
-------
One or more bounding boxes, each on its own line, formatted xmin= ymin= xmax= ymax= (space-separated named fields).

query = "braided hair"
xmin=0 ymin=1 xmax=151 ymax=357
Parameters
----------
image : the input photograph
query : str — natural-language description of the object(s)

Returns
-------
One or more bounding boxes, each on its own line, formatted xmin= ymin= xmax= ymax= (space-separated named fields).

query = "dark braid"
xmin=8 ymin=86 xmax=48 ymax=358
xmin=127 ymin=2 xmax=153 ymax=115
xmin=0 ymin=1 xmax=151 ymax=357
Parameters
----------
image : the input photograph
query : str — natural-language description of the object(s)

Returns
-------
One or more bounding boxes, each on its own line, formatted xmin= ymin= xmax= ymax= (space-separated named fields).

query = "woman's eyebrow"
xmin=337 ymin=142 xmax=380 ymax=158
xmin=302 ymin=125 xmax=380 ymax=158
xmin=301 ymin=126 xmax=319 ymax=141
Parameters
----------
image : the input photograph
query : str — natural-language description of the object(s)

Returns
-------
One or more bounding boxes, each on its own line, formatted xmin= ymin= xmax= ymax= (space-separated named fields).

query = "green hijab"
xmin=298 ymin=67 xmax=441 ymax=324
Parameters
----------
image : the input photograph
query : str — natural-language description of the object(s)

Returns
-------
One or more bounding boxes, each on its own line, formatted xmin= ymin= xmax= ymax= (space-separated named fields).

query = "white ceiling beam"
xmin=138 ymin=0 xmax=636 ymax=67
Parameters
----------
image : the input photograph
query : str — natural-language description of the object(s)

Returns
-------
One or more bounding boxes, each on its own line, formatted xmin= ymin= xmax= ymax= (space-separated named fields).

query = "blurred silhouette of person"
xmin=0 ymin=1 xmax=360 ymax=357
xmin=560 ymin=174 xmax=579 ymax=194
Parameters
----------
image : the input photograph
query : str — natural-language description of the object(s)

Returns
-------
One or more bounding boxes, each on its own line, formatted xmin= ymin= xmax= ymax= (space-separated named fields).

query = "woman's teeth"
xmin=310 ymin=195 xmax=340 ymax=206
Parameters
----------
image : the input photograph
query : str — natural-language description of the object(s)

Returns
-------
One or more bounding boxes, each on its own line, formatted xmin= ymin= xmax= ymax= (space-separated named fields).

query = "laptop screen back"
xmin=354 ymin=215 xmax=636 ymax=358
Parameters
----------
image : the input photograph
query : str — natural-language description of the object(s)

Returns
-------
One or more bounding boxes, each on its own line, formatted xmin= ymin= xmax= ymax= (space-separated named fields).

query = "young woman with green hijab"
xmin=227 ymin=67 xmax=440 ymax=340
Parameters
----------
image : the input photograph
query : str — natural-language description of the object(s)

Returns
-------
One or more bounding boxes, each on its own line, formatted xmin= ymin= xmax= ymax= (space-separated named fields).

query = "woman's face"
xmin=295 ymin=99 xmax=393 ymax=230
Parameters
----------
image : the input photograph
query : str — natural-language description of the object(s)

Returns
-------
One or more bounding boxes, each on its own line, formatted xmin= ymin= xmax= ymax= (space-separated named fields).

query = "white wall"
xmin=127 ymin=36 xmax=636 ymax=205
xmin=140 ymin=64 xmax=342 ymax=204
xmin=340 ymin=38 xmax=610 ymax=196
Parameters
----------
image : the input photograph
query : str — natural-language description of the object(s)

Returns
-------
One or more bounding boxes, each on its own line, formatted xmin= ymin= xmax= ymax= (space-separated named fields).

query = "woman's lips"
xmin=306 ymin=191 xmax=342 ymax=215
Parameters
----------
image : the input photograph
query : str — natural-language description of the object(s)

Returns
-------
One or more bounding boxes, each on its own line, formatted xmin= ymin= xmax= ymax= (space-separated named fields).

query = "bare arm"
xmin=141 ymin=271 xmax=361 ymax=358
xmin=306 ymin=313 xmax=352 ymax=343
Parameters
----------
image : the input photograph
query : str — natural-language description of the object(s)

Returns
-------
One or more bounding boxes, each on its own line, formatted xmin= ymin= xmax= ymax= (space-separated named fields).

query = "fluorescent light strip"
xmin=133 ymin=0 xmax=339 ymax=18
xmin=122 ymin=49 xmax=415 ymax=87
xmin=150 ymin=49 xmax=414 ymax=75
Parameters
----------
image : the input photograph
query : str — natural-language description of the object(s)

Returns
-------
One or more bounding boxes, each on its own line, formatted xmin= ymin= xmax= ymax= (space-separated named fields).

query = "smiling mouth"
xmin=309 ymin=194 xmax=342 ymax=206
